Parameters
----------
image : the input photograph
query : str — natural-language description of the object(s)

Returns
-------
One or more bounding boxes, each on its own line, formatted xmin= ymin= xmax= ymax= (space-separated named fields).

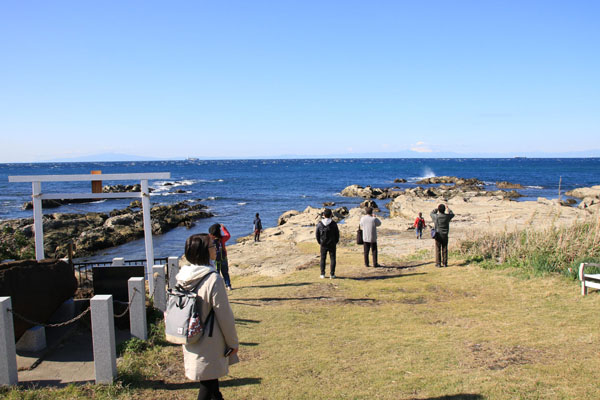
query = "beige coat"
xmin=176 ymin=264 xmax=239 ymax=381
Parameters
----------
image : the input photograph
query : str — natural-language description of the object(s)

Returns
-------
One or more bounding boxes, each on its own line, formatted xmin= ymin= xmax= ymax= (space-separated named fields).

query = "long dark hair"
xmin=184 ymin=234 xmax=211 ymax=265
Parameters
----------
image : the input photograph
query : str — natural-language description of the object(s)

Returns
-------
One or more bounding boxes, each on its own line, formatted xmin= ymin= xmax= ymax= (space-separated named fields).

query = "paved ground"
xmin=16 ymin=322 xmax=131 ymax=387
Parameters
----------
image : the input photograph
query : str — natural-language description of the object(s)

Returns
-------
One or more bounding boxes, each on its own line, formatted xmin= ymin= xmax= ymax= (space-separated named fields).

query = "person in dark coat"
xmin=209 ymin=223 xmax=233 ymax=290
xmin=253 ymin=213 xmax=262 ymax=242
xmin=430 ymin=204 xmax=455 ymax=268
xmin=315 ymin=208 xmax=340 ymax=279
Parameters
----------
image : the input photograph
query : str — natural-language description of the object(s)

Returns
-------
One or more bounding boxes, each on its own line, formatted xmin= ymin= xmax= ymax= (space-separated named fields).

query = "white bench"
xmin=579 ymin=263 xmax=600 ymax=296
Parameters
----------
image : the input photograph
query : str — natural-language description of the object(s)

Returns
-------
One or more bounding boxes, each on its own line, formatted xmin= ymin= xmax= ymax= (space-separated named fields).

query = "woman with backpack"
xmin=176 ymin=233 xmax=239 ymax=400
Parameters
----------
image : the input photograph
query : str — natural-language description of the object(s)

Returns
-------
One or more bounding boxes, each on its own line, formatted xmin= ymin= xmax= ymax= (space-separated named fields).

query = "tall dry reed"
xmin=457 ymin=211 xmax=600 ymax=278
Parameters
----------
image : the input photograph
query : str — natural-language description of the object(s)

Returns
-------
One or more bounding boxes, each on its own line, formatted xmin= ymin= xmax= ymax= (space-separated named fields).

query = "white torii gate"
xmin=8 ymin=172 xmax=170 ymax=293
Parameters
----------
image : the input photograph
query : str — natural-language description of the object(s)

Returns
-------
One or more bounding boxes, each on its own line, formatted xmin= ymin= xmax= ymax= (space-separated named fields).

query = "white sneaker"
xmin=320 ymin=275 xmax=325 ymax=279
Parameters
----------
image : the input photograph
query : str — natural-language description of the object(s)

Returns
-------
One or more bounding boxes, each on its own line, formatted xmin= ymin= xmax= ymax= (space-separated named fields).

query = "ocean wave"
xmin=526 ymin=185 xmax=543 ymax=189
xmin=237 ymin=202 xmax=247 ymax=206
xmin=151 ymin=191 xmax=192 ymax=196
xmin=151 ymin=180 xmax=197 ymax=192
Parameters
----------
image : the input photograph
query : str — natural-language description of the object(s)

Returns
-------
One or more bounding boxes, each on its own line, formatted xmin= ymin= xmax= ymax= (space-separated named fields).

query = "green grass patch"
xmin=5 ymin=225 xmax=600 ymax=399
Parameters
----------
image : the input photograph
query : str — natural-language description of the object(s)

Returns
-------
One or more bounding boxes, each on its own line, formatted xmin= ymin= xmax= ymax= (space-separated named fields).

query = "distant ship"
xmin=186 ymin=157 xmax=199 ymax=162
xmin=514 ymin=156 xmax=527 ymax=159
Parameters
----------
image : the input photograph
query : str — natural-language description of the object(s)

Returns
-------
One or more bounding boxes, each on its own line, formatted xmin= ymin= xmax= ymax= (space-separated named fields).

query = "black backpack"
xmin=319 ymin=222 xmax=335 ymax=247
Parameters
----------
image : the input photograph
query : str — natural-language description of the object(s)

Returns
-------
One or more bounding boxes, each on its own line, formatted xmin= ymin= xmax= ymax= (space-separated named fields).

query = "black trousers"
xmin=198 ymin=379 xmax=223 ymax=400
xmin=434 ymin=234 xmax=449 ymax=267
xmin=320 ymin=245 xmax=336 ymax=275
xmin=363 ymin=242 xmax=378 ymax=266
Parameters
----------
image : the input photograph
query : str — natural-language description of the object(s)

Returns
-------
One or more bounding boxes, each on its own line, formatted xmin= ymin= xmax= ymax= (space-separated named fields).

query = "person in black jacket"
xmin=315 ymin=208 xmax=340 ymax=279
xmin=253 ymin=213 xmax=262 ymax=242
xmin=430 ymin=203 xmax=455 ymax=268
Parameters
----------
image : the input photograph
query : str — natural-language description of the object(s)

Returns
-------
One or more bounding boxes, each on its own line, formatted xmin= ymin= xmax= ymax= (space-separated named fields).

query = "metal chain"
xmin=113 ymin=287 xmax=139 ymax=318
xmin=7 ymin=305 xmax=91 ymax=328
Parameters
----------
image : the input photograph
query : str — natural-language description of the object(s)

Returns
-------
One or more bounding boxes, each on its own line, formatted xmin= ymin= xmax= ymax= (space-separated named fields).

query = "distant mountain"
xmin=41 ymin=149 xmax=600 ymax=163
xmin=45 ymin=153 xmax=173 ymax=162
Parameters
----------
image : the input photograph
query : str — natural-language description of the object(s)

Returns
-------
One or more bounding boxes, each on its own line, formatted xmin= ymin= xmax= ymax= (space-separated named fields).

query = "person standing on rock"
xmin=253 ymin=213 xmax=262 ymax=242
xmin=316 ymin=208 xmax=340 ymax=279
xmin=360 ymin=207 xmax=382 ymax=267
xmin=209 ymin=223 xmax=233 ymax=290
xmin=430 ymin=204 xmax=455 ymax=268
xmin=414 ymin=212 xmax=425 ymax=239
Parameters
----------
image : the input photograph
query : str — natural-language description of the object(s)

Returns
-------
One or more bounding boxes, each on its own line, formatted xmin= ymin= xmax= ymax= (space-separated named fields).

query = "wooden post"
xmin=91 ymin=170 xmax=102 ymax=193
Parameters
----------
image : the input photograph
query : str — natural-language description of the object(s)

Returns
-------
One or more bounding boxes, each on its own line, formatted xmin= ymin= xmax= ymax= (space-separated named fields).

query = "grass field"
xmin=3 ymin=236 xmax=600 ymax=399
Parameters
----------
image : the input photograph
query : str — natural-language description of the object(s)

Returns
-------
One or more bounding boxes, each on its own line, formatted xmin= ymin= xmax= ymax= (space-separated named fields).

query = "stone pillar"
xmin=91 ymin=295 xmax=117 ymax=384
xmin=0 ymin=297 xmax=18 ymax=386
xmin=152 ymin=265 xmax=166 ymax=313
xmin=111 ymin=257 xmax=125 ymax=266
xmin=128 ymin=278 xmax=147 ymax=340
xmin=167 ymin=256 xmax=180 ymax=289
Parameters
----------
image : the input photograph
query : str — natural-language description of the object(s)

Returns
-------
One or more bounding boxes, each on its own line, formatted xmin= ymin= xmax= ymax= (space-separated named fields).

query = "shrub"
xmin=458 ymin=215 xmax=600 ymax=278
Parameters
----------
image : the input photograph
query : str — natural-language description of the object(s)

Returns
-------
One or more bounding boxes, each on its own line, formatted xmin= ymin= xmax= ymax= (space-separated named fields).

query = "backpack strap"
xmin=192 ymin=271 xmax=216 ymax=337
xmin=205 ymin=308 xmax=215 ymax=337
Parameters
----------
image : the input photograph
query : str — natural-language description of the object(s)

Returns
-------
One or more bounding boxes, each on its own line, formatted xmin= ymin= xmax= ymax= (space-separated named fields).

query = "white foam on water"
xmin=237 ymin=202 xmax=247 ymax=206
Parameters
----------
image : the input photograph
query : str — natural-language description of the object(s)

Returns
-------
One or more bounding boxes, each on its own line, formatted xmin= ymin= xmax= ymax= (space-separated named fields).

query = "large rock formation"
xmin=416 ymin=176 xmax=484 ymax=186
xmin=277 ymin=210 xmax=300 ymax=225
xmin=496 ymin=181 xmax=524 ymax=189
xmin=0 ymin=259 xmax=77 ymax=341
xmin=1 ymin=200 xmax=213 ymax=259
xmin=277 ymin=206 xmax=350 ymax=227
xmin=340 ymin=185 xmax=402 ymax=200
xmin=566 ymin=186 xmax=600 ymax=199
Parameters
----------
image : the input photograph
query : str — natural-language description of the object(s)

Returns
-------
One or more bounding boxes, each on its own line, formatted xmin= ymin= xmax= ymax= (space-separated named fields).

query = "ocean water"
xmin=1 ymin=158 xmax=599 ymax=261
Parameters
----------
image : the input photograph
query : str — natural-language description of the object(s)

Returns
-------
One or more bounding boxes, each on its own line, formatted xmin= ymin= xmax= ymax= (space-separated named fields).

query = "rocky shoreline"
xmin=0 ymin=200 xmax=213 ymax=260
xmin=225 ymin=180 xmax=599 ymax=277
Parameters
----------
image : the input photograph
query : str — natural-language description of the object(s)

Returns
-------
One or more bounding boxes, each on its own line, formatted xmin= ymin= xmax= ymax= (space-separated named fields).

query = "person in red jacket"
xmin=209 ymin=223 xmax=233 ymax=290
xmin=414 ymin=212 xmax=425 ymax=239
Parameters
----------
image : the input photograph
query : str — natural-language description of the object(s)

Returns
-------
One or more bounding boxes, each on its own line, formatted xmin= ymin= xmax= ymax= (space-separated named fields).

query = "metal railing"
xmin=73 ymin=257 xmax=169 ymax=289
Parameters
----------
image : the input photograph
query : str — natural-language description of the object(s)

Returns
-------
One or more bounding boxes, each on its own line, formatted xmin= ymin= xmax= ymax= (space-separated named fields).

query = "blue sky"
xmin=1 ymin=1 xmax=599 ymax=162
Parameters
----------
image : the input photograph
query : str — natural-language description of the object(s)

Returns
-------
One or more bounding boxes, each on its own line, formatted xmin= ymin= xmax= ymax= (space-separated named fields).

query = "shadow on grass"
xmin=118 ymin=376 xmax=261 ymax=390
xmin=376 ymin=262 xmax=431 ymax=269
xmin=238 ymin=282 xmax=313 ymax=289
xmin=240 ymin=342 xmax=259 ymax=347
xmin=16 ymin=379 xmax=94 ymax=389
xmin=409 ymin=395 xmax=484 ymax=400
xmin=232 ymin=296 xmax=377 ymax=304
xmin=235 ymin=318 xmax=260 ymax=324
xmin=344 ymin=272 xmax=427 ymax=281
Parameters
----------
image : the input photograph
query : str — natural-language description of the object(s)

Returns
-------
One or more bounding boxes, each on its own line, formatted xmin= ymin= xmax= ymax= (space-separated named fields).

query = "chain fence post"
xmin=91 ymin=295 xmax=117 ymax=384
xmin=152 ymin=265 xmax=166 ymax=312
xmin=128 ymin=278 xmax=147 ymax=340
xmin=167 ymin=256 xmax=179 ymax=289
xmin=0 ymin=297 xmax=18 ymax=386
xmin=111 ymin=257 xmax=125 ymax=266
